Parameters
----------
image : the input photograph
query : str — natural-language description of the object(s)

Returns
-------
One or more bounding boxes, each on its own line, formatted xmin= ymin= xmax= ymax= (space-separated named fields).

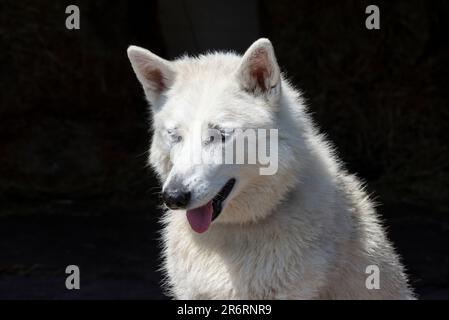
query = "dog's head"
xmin=128 ymin=39 xmax=298 ymax=233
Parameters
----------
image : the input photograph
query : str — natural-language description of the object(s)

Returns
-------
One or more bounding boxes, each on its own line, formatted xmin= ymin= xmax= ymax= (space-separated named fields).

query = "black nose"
xmin=162 ymin=189 xmax=191 ymax=209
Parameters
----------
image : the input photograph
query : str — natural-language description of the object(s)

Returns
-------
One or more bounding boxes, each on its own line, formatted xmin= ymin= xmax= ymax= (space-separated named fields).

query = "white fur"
xmin=127 ymin=39 xmax=415 ymax=299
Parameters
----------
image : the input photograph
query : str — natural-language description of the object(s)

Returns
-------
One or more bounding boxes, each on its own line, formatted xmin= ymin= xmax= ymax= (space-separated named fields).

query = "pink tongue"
xmin=186 ymin=201 xmax=213 ymax=233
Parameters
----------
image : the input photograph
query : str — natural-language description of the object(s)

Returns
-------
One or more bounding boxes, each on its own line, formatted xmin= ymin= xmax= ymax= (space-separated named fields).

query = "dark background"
xmin=0 ymin=0 xmax=448 ymax=299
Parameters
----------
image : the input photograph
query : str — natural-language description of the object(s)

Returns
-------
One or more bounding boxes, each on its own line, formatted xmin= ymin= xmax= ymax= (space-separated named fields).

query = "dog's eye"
xmin=207 ymin=135 xmax=215 ymax=144
xmin=167 ymin=130 xmax=182 ymax=143
xmin=204 ymin=129 xmax=219 ymax=145
xmin=205 ymin=127 xmax=234 ymax=145
xmin=207 ymin=125 xmax=234 ymax=145
xmin=219 ymin=129 xmax=234 ymax=143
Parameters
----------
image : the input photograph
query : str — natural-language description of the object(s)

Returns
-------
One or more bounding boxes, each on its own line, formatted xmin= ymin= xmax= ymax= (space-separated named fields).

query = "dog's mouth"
xmin=186 ymin=178 xmax=236 ymax=234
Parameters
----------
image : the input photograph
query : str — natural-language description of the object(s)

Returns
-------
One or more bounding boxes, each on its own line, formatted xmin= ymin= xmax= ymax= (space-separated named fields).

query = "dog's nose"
xmin=163 ymin=189 xmax=191 ymax=209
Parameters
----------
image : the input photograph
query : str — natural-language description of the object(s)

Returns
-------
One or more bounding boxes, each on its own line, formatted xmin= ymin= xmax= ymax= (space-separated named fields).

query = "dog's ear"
xmin=127 ymin=46 xmax=175 ymax=105
xmin=237 ymin=38 xmax=281 ymax=98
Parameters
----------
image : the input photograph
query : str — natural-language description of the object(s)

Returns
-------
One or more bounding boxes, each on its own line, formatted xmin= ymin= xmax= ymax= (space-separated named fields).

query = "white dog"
xmin=127 ymin=38 xmax=415 ymax=299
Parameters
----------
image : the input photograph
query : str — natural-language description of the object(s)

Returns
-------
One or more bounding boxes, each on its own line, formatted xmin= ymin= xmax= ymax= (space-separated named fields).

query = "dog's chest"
xmin=163 ymin=226 xmax=246 ymax=299
xmin=161 ymin=219 xmax=316 ymax=299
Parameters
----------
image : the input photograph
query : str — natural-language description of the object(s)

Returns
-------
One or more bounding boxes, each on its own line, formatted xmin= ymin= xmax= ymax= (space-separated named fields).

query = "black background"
xmin=0 ymin=0 xmax=448 ymax=299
